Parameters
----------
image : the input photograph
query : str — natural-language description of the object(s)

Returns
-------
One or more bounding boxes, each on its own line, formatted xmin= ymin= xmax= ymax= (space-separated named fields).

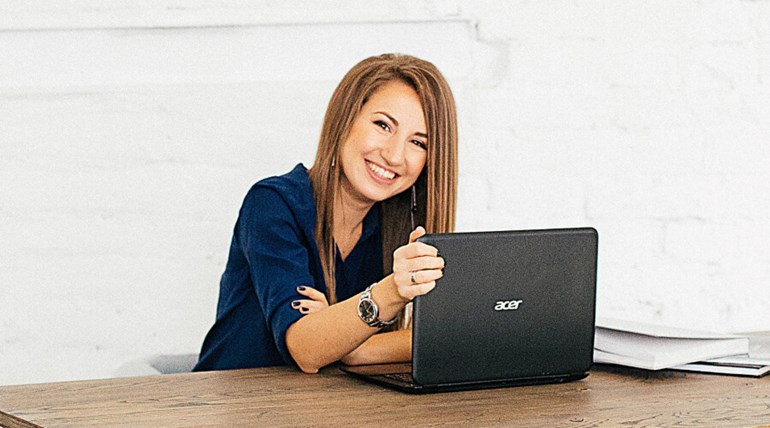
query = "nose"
xmin=380 ymin=137 xmax=406 ymax=166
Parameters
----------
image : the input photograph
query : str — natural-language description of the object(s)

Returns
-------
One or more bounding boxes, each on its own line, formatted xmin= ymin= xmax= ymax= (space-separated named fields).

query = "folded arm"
xmin=340 ymin=328 xmax=411 ymax=366
xmin=285 ymin=274 xmax=406 ymax=373
xmin=286 ymin=227 xmax=443 ymax=373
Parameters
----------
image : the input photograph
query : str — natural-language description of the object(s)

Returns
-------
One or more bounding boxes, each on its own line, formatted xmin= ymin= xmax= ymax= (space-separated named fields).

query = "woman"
xmin=194 ymin=53 xmax=458 ymax=374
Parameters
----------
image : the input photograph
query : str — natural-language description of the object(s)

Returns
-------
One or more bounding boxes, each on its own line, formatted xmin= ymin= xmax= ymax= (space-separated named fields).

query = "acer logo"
xmin=494 ymin=300 xmax=523 ymax=311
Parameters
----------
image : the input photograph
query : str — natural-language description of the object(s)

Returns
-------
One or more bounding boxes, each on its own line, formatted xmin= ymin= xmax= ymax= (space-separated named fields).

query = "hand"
xmin=291 ymin=286 xmax=329 ymax=314
xmin=392 ymin=226 xmax=444 ymax=301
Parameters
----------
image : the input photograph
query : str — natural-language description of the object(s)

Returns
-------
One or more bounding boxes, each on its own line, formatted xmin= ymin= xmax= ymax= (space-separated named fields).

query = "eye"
xmin=374 ymin=120 xmax=391 ymax=132
xmin=412 ymin=140 xmax=428 ymax=150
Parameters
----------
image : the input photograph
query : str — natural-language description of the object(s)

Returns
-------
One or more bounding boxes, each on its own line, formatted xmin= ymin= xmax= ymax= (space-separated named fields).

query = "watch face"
xmin=359 ymin=299 xmax=377 ymax=322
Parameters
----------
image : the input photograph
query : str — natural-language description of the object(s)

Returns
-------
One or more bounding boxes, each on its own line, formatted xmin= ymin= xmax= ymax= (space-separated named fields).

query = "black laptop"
xmin=340 ymin=227 xmax=598 ymax=393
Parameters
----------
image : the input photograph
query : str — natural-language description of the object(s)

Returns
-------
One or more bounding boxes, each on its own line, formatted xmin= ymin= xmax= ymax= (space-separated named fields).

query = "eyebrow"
xmin=376 ymin=111 xmax=428 ymax=139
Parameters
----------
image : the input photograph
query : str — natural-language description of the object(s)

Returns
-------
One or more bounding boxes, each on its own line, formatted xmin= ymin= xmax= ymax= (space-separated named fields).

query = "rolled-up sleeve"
xmin=237 ymin=185 xmax=315 ymax=366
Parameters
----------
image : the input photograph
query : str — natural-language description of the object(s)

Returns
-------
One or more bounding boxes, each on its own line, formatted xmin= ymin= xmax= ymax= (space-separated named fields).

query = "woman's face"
xmin=339 ymin=80 xmax=428 ymax=207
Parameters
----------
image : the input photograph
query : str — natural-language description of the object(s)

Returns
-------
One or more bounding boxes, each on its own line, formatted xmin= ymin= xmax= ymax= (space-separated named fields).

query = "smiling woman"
xmin=193 ymin=54 xmax=459 ymax=374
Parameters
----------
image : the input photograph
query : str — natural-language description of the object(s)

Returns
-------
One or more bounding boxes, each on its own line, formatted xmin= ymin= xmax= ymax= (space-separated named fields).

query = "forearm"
xmin=286 ymin=274 xmax=405 ymax=373
xmin=341 ymin=329 xmax=411 ymax=366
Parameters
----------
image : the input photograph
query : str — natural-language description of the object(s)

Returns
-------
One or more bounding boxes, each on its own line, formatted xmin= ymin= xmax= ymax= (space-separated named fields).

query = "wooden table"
xmin=1 ymin=365 xmax=769 ymax=427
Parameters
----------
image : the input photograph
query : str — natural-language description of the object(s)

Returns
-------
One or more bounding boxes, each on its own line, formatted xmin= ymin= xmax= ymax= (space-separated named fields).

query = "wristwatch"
xmin=357 ymin=283 xmax=399 ymax=328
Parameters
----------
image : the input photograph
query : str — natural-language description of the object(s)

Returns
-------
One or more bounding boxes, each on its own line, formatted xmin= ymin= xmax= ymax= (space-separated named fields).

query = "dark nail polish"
xmin=297 ymin=286 xmax=306 ymax=291
xmin=292 ymin=301 xmax=300 ymax=307
xmin=300 ymin=307 xmax=308 ymax=313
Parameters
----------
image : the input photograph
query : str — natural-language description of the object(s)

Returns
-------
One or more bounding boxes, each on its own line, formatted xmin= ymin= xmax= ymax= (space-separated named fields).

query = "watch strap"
xmin=358 ymin=283 xmax=399 ymax=328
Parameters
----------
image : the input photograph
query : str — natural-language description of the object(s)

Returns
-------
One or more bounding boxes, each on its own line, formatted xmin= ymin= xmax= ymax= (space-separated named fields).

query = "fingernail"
xmin=300 ymin=307 xmax=308 ymax=313
xmin=297 ymin=286 xmax=306 ymax=292
xmin=292 ymin=301 xmax=300 ymax=307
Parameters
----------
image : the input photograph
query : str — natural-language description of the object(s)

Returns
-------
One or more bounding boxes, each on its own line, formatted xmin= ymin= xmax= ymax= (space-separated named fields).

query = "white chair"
xmin=113 ymin=353 xmax=199 ymax=377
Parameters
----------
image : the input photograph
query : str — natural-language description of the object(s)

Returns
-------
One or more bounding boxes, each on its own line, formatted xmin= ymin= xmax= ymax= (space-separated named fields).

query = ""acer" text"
xmin=494 ymin=300 xmax=523 ymax=311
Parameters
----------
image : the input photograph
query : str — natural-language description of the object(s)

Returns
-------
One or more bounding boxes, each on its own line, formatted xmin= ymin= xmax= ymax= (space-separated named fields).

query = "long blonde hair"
xmin=308 ymin=54 xmax=458 ymax=320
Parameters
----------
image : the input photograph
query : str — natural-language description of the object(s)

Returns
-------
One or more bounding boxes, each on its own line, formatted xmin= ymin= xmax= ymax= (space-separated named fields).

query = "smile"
xmin=366 ymin=161 xmax=398 ymax=181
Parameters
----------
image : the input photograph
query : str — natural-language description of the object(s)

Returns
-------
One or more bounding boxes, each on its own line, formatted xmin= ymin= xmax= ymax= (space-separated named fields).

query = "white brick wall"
xmin=1 ymin=0 xmax=769 ymax=385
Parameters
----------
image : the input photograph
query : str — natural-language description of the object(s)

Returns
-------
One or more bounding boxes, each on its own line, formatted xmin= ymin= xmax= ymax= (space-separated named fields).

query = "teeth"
xmin=367 ymin=161 xmax=396 ymax=180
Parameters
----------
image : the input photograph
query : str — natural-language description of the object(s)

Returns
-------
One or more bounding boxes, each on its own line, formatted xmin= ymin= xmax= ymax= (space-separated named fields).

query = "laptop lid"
xmin=411 ymin=227 xmax=598 ymax=386
xmin=341 ymin=227 xmax=598 ymax=392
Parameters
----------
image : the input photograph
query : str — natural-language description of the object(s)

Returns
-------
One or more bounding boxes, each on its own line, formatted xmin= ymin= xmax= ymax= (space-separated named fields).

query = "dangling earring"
xmin=331 ymin=154 xmax=336 ymax=168
xmin=410 ymin=185 xmax=417 ymax=230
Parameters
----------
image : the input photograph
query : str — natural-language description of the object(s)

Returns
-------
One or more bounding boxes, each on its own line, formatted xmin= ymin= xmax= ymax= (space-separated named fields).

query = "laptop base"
xmin=340 ymin=364 xmax=589 ymax=394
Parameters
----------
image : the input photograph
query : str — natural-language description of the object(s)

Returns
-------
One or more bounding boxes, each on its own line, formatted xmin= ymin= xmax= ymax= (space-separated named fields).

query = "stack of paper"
xmin=672 ymin=355 xmax=770 ymax=377
xmin=594 ymin=317 xmax=750 ymax=371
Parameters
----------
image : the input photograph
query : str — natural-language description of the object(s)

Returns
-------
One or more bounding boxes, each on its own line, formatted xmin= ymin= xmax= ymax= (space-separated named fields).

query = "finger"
xmin=408 ymin=226 xmax=426 ymax=244
xmin=298 ymin=305 xmax=316 ymax=314
xmin=400 ymin=282 xmax=436 ymax=300
xmin=299 ymin=303 xmax=324 ymax=314
xmin=403 ymin=269 xmax=443 ymax=286
xmin=406 ymin=256 xmax=445 ymax=272
xmin=296 ymin=286 xmax=328 ymax=303
xmin=292 ymin=299 xmax=327 ymax=314
xmin=401 ymin=242 xmax=439 ymax=259
xmin=305 ymin=300 xmax=327 ymax=311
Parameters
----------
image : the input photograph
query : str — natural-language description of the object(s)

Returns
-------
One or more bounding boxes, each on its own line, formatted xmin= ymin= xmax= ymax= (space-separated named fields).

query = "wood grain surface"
xmin=1 ymin=365 xmax=769 ymax=427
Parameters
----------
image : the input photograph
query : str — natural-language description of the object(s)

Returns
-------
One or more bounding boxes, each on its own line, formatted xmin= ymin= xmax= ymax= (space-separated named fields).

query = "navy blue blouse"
xmin=194 ymin=164 xmax=383 ymax=371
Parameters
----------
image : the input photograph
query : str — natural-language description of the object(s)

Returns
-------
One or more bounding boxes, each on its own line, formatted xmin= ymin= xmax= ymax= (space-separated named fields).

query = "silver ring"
xmin=410 ymin=272 xmax=417 ymax=284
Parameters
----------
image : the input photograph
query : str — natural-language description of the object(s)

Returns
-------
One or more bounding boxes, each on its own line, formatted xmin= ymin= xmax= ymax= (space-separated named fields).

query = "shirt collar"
xmin=258 ymin=163 xmax=316 ymax=243
xmin=360 ymin=203 xmax=381 ymax=243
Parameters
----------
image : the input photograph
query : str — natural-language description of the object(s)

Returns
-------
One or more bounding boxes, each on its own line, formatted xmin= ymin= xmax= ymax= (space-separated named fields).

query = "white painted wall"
xmin=1 ymin=1 xmax=768 ymax=386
